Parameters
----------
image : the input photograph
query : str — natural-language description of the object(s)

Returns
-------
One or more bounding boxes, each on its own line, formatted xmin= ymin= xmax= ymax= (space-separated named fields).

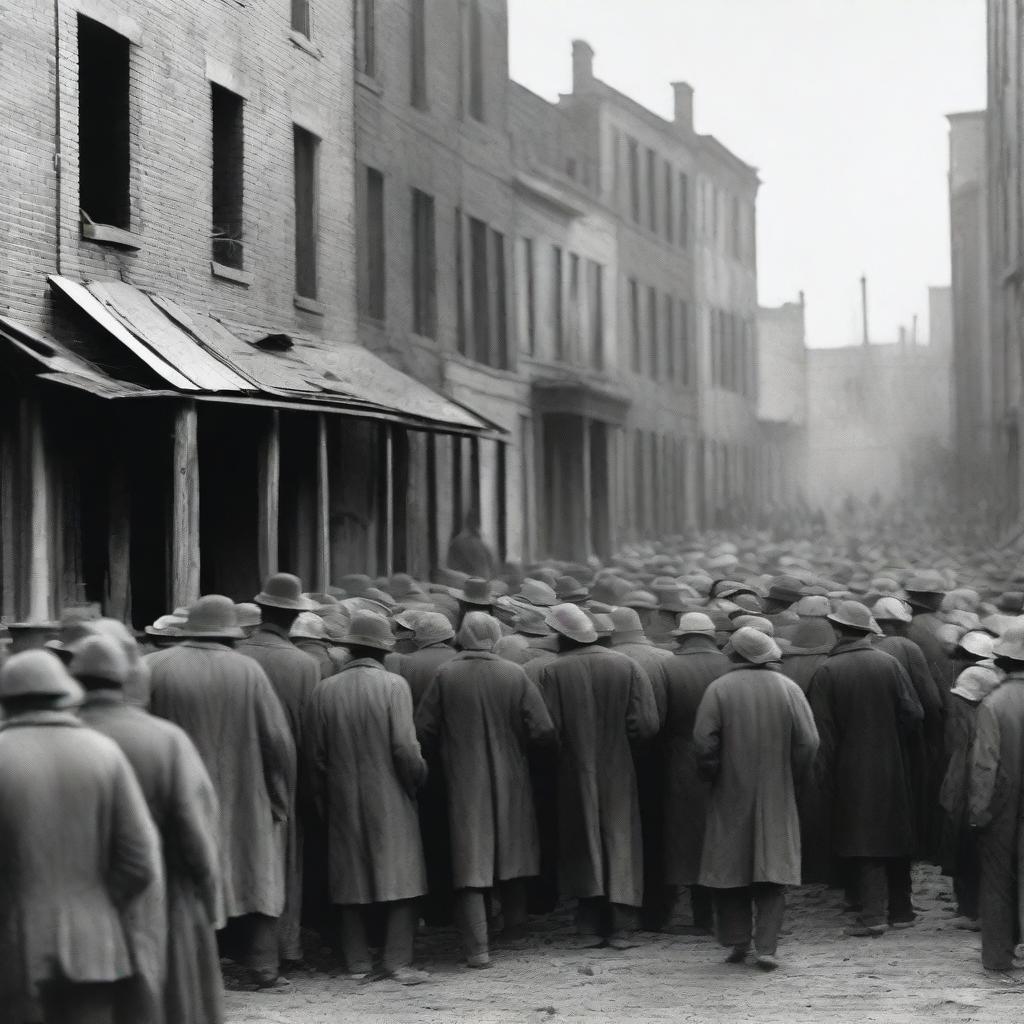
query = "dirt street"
xmin=226 ymin=867 xmax=1023 ymax=1024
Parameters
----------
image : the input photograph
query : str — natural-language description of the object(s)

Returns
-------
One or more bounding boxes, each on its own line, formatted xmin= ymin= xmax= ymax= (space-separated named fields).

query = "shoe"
xmin=952 ymin=917 xmax=980 ymax=932
xmin=889 ymin=918 xmax=917 ymax=930
xmin=755 ymin=953 xmax=779 ymax=972
xmin=725 ymin=944 xmax=750 ymax=964
xmin=606 ymin=936 xmax=640 ymax=951
xmin=843 ymin=924 xmax=886 ymax=937
xmin=388 ymin=967 xmax=431 ymax=985
xmin=254 ymin=975 xmax=293 ymax=993
xmin=343 ymin=971 xmax=369 ymax=981
xmin=466 ymin=954 xmax=493 ymax=969
xmin=569 ymin=934 xmax=606 ymax=950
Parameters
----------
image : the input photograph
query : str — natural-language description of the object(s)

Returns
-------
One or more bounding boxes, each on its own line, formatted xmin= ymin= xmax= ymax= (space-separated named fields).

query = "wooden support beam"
xmin=106 ymin=451 xmax=131 ymax=622
xmin=315 ymin=413 xmax=330 ymax=592
xmin=257 ymin=409 xmax=280 ymax=583
xmin=172 ymin=401 xmax=200 ymax=609
xmin=26 ymin=397 xmax=52 ymax=621
xmin=580 ymin=417 xmax=593 ymax=561
xmin=384 ymin=425 xmax=395 ymax=577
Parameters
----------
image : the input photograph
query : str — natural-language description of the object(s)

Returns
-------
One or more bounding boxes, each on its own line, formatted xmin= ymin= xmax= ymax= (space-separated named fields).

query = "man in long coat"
xmin=535 ymin=604 xmax=659 ymax=949
xmin=148 ymin=595 xmax=295 ymax=990
xmin=809 ymin=602 xmax=923 ymax=936
xmin=390 ymin=612 xmax=459 ymax=708
xmin=415 ymin=613 xmax=555 ymax=967
xmin=694 ymin=627 xmax=818 ymax=970
xmin=969 ymin=627 xmax=1024 ymax=971
xmin=0 ymin=650 xmax=163 ymax=1024
xmin=73 ymin=635 xmax=224 ymax=1024
xmin=650 ymin=612 xmax=730 ymax=933
xmin=237 ymin=573 xmax=319 ymax=965
xmin=305 ymin=612 xmax=430 ymax=984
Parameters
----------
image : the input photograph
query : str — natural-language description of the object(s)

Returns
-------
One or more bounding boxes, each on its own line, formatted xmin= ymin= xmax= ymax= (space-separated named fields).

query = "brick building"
xmin=0 ymin=0 xmax=494 ymax=626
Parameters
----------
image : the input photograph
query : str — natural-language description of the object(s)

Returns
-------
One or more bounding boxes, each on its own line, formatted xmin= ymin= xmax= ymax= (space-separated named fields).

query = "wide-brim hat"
xmin=958 ymin=629 xmax=995 ymax=660
xmin=872 ymin=597 xmax=913 ymax=624
xmin=255 ymin=573 xmax=315 ymax=611
xmin=623 ymin=590 xmax=658 ymax=610
xmin=341 ymin=611 xmax=396 ymax=651
xmin=827 ymin=600 xmax=881 ymax=635
xmin=0 ymin=649 xmax=83 ymax=702
xmin=234 ymin=603 xmax=262 ymax=629
xmin=726 ymin=626 xmax=782 ymax=665
xmin=766 ymin=576 xmax=804 ymax=604
xmin=672 ymin=612 xmax=717 ymax=637
xmin=68 ymin=634 xmax=131 ymax=685
xmin=993 ymin=626 xmax=1024 ymax=661
xmin=145 ymin=614 xmax=187 ymax=637
xmin=177 ymin=595 xmax=246 ymax=640
xmin=512 ymin=606 xmax=552 ymax=637
xmin=515 ymin=578 xmax=558 ymax=607
xmin=545 ymin=603 xmax=598 ymax=644
xmin=290 ymin=612 xmax=328 ymax=641
xmin=555 ymin=576 xmax=590 ymax=602
xmin=413 ymin=612 xmax=456 ymax=646
xmin=951 ymin=665 xmax=1004 ymax=702
xmin=456 ymin=578 xmax=495 ymax=606
xmin=905 ymin=591 xmax=945 ymax=614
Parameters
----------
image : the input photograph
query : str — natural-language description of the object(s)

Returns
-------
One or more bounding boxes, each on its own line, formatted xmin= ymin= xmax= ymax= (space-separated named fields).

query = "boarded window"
xmin=470 ymin=217 xmax=490 ymax=363
xmin=411 ymin=189 xmax=436 ymax=337
xmin=211 ymin=84 xmax=244 ymax=269
xmin=648 ymin=286 xmax=659 ymax=379
xmin=78 ymin=15 xmax=130 ymax=230
xmin=291 ymin=0 xmax=310 ymax=36
xmin=589 ymin=261 xmax=604 ymax=371
xmin=360 ymin=166 xmax=386 ymax=319
xmin=468 ymin=0 xmax=484 ymax=121
xmin=628 ymin=139 xmax=640 ymax=223
xmin=293 ymin=126 xmax=319 ymax=299
xmin=664 ymin=161 xmax=674 ymax=243
xmin=455 ymin=208 xmax=467 ymax=354
xmin=410 ymin=0 xmax=428 ymax=109
xmin=629 ymin=277 xmax=641 ymax=373
xmin=678 ymin=172 xmax=689 ymax=246
xmin=356 ymin=0 xmax=376 ymax=77
xmin=551 ymin=245 xmax=564 ymax=361
xmin=522 ymin=237 xmax=536 ymax=355
xmin=646 ymin=148 xmax=657 ymax=232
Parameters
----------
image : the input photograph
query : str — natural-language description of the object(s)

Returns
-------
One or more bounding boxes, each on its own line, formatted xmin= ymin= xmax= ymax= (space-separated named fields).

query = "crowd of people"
xmin=3 ymin=526 xmax=1024 ymax=1023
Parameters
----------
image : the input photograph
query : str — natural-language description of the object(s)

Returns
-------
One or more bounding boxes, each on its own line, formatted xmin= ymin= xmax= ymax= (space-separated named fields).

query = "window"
xmin=731 ymin=195 xmax=742 ymax=260
xmin=356 ymin=0 xmax=376 ymax=77
xmin=521 ymin=238 xmax=536 ymax=355
xmin=664 ymin=161 xmax=674 ymax=244
xmin=648 ymin=286 xmax=659 ymax=378
xmin=678 ymin=172 xmax=689 ymax=246
xmin=492 ymin=228 xmax=509 ymax=369
xmin=628 ymin=139 xmax=640 ymax=223
xmin=710 ymin=308 xmax=720 ymax=386
xmin=359 ymin=165 xmax=385 ymax=319
xmin=646 ymin=148 xmax=657 ymax=232
xmin=455 ymin=209 xmax=467 ymax=354
xmin=569 ymin=253 xmax=581 ymax=361
xmin=551 ymin=245 xmax=564 ymax=361
xmin=411 ymin=189 xmax=436 ymax=337
xmin=410 ymin=0 xmax=427 ymax=109
xmin=628 ymin=277 xmax=641 ymax=373
xmin=665 ymin=294 xmax=675 ymax=380
xmin=468 ymin=0 xmax=484 ymax=121
xmin=78 ymin=15 xmax=130 ymax=230
xmin=291 ymin=0 xmax=310 ymax=37
xmin=680 ymin=300 xmax=693 ymax=386
xmin=470 ymin=218 xmax=490 ymax=362
xmin=211 ymin=85 xmax=244 ymax=269
xmin=461 ymin=218 xmax=509 ymax=369
xmin=589 ymin=261 xmax=604 ymax=371
xmin=293 ymin=126 xmax=319 ymax=300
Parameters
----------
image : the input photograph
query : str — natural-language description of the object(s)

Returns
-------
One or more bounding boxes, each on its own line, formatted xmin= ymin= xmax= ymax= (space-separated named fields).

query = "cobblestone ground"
xmin=226 ymin=867 xmax=1023 ymax=1024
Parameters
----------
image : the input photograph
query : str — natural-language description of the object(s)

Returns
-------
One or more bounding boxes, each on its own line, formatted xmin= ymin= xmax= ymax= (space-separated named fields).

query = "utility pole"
xmin=860 ymin=275 xmax=869 ymax=346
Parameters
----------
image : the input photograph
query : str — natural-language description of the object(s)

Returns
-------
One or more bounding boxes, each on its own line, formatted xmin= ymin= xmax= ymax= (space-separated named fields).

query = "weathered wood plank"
xmin=172 ymin=401 xmax=200 ymax=609
xmin=316 ymin=413 xmax=329 ymax=592
xmin=258 ymin=410 xmax=280 ymax=583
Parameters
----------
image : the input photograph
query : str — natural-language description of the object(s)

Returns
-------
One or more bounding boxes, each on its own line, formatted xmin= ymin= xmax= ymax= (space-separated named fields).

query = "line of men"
xmin=3 ymin=544 xmax=1024 ymax=1021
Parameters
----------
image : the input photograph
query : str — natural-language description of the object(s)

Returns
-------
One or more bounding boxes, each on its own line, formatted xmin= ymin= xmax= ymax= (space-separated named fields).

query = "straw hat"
xmin=290 ymin=613 xmax=328 ymax=641
xmin=827 ymin=601 xmax=880 ymax=635
xmin=413 ymin=612 xmax=456 ymax=647
xmin=458 ymin=612 xmax=503 ymax=652
xmin=514 ymin=579 xmax=558 ymax=607
xmin=178 ymin=596 xmax=245 ymax=640
xmin=727 ymin=627 xmax=782 ymax=665
xmin=255 ymin=573 xmax=315 ymax=611
xmin=545 ymin=604 xmax=598 ymax=644
xmin=145 ymin=614 xmax=186 ymax=637
xmin=0 ymin=649 xmax=82 ymax=702
xmin=672 ymin=612 xmax=717 ymax=638
xmin=341 ymin=612 xmax=396 ymax=651
xmin=958 ymin=630 xmax=996 ymax=660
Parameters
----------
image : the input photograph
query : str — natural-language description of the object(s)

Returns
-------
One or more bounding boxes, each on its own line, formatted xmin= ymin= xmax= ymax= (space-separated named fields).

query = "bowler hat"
xmin=68 ymin=634 xmax=130 ymax=685
xmin=727 ymin=627 xmax=782 ymax=666
xmin=414 ymin=612 xmax=456 ymax=647
xmin=515 ymin=579 xmax=558 ymax=607
xmin=290 ymin=613 xmax=328 ymax=641
xmin=0 ymin=649 xmax=83 ymax=702
xmin=672 ymin=612 xmax=717 ymax=637
xmin=458 ymin=612 xmax=503 ymax=651
xmin=545 ymin=603 xmax=598 ymax=645
xmin=827 ymin=601 xmax=880 ymax=635
xmin=255 ymin=573 xmax=315 ymax=611
xmin=872 ymin=597 xmax=912 ymax=624
xmin=342 ymin=611 xmax=396 ymax=651
xmin=456 ymin=578 xmax=494 ymax=607
xmin=178 ymin=595 xmax=246 ymax=640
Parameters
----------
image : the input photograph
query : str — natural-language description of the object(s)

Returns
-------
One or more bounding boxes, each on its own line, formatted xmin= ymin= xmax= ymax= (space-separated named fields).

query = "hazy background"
xmin=508 ymin=0 xmax=986 ymax=348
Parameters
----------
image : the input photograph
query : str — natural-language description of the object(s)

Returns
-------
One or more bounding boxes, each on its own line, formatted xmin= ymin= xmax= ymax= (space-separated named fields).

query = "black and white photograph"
xmin=0 ymin=0 xmax=1018 ymax=1021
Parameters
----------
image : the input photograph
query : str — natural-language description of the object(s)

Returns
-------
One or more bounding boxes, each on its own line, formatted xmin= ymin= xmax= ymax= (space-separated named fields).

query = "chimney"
xmin=671 ymin=81 xmax=694 ymax=133
xmin=572 ymin=40 xmax=594 ymax=93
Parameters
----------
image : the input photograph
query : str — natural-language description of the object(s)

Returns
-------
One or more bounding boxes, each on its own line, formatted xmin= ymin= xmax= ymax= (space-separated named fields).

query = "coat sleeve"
xmin=519 ymin=673 xmax=557 ymax=747
xmin=893 ymin=662 xmax=925 ymax=734
xmin=389 ymin=679 xmax=429 ymax=796
xmin=536 ymin=664 xmax=562 ymax=735
xmin=108 ymin=752 xmax=163 ymax=907
xmin=303 ymin=683 xmax=328 ymax=821
xmin=904 ymin=641 xmax=944 ymax=721
xmin=646 ymin=660 xmax=669 ymax=729
xmin=969 ymin=698 xmax=1002 ymax=829
xmin=786 ymin=678 xmax=821 ymax=784
xmin=692 ymin=684 xmax=722 ymax=782
xmin=807 ymin=665 xmax=836 ymax=796
xmin=626 ymin=662 xmax=660 ymax=741
xmin=251 ymin=666 xmax=297 ymax=824
xmin=413 ymin=674 xmax=442 ymax=750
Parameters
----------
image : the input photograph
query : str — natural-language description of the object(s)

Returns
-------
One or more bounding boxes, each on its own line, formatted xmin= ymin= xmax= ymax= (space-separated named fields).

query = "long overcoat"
xmin=293 ymin=638 xmax=336 ymax=680
xmin=305 ymin=658 xmax=428 ymax=905
xmin=908 ymin=613 xmax=955 ymax=696
xmin=808 ymin=638 xmax=923 ymax=858
xmin=147 ymin=641 xmax=294 ymax=921
xmin=940 ymin=692 xmax=982 ymax=875
xmin=415 ymin=651 xmax=555 ymax=888
xmin=535 ymin=646 xmax=659 ymax=907
xmin=80 ymin=692 xmax=223 ymax=1024
xmin=390 ymin=643 xmax=459 ymax=708
xmin=0 ymin=711 xmax=163 ymax=1023
xmin=649 ymin=638 xmax=730 ymax=886
xmin=694 ymin=665 xmax=819 ymax=888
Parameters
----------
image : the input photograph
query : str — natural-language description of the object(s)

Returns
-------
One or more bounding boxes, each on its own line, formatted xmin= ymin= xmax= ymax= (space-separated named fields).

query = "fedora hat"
xmin=342 ymin=611 xmax=396 ymax=651
xmin=413 ymin=612 xmax=456 ymax=647
xmin=456 ymin=578 xmax=495 ymax=607
xmin=68 ymin=634 xmax=130 ymax=686
xmin=0 ymin=649 xmax=83 ymax=702
xmin=872 ymin=597 xmax=913 ymax=624
xmin=672 ymin=612 xmax=717 ymax=637
xmin=290 ymin=612 xmax=328 ymax=641
xmin=828 ymin=600 xmax=880 ymax=635
xmin=458 ymin=612 xmax=503 ymax=652
xmin=512 ymin=605 xmax=552 ymax=638
xmin=515 ymin=578 xmax=558 ymax=607
xmin=255 ymin=573 xmax=315 ymax=611
xmin=545 ymin=603 xmax=598 ymax=645
xmin=726 ymin=626 xmax=782 ymax=666
xmin=178 ymin=595 xmax=246 ymax=640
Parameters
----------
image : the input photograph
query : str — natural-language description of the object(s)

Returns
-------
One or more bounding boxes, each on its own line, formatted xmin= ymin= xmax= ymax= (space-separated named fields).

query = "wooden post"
xmin=172 ymin=401 xmax=200 ymax=609
xmin=580 ymin=417 xmax=593 ymax=561
xmin=106 ymin=451 xmax=131 ymax=622
xmin=384 ymin=424 xmax=395 ymax=577
xmin=258 ymin=410 xmax=280 ymax=584
xmin=316 ymin=414 xmax=329 ymax=592
xmin=26 ymin=397 xmax=52 ymax=621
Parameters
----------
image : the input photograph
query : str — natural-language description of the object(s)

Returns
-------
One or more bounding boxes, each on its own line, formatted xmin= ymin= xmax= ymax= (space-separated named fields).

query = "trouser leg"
xmin=956 ymin=833 xmax=981 ymax=920
xmin=691 ymin=885 xmax=714 ymax=931
xmin=280 ymin=815 xmax=303 ymax=961
xmin=226 ymin=913 xmax=280 ymax=983
xmin=856 ymin=859 xmax=887 ymax=928
xmin=979 ymin=833 xmax=1017 ymax=970
xmin=454 ymin=889 xmax=490 ymax=963
xmin=339 ymin=905 xmax=372 ymax=975
xmin=607 ymin=903 xmax=638 ymax=942
xmin=712 ymin=887 xmax=753 ymax=950
xmin=40 ymin=982 xmax=118 ymax=1024
xmin=752 ymin=883 xmax=786 ymax=957
xmin=886 ymin=858 xmax=914 ymax=924
xmin=498 ymin=878 xmax=529 ymax=932
xmin=382 ymin=900 xmax=418 ymax=975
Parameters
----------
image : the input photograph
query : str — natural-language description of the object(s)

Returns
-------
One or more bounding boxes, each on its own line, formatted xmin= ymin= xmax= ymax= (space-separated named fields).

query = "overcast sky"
xmin=508 ymin=0 xmax=986 ymax=348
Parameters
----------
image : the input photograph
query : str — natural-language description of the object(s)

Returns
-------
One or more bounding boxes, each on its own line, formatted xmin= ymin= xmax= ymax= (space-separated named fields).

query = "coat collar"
xmin=454 ymin=650 xmax=500 ymax=662
xmin=0 ymin=709 xmax=83 ymax=731
xmin=179 ymin=640 xmax=233 ymax=652
xmin=613 ymin=634 xmax=650 ymax=648
xmin=81 ymin=688 xmax=128 ymax=707
xmin=342 ymin=657 xmax=390 ymax=672
xmin=827 ymin=636 xmax=875 ymax=657
xmin=675 ymin=637 xmax=721 ymax=656
xmin=245 ymin=623 xmax=293 ymax=646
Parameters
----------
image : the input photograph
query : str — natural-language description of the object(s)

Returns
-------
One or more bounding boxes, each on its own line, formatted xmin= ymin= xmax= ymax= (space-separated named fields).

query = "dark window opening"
xmin=678 ymin=171 xmax=690 ymax=246
xmin=78 ymin=15 xmax=130 ymax=230
xmin=411 ymin=0 xmax=428 ymax=108
xmin=522 ymin=237 xmax=536 ymax=355
xmin=468 ymin=0 xmax=485 ymax=121
xmin=629 ymin=277 xmax=641 ymax=373
xmin=589 ymin=261 xmax=604 ymax=371
xmin=646 ymin=148 xmax=657 ymax=232
xmin=492 ymin=228 xmax=509 ymax=369
xmin=664 ymin=161 xmax=674 ymax=243
xmin=291 ymin=0 xmax=310 ymax=37
xmin=469 ymin=217 xmax=490 ymax=363
xmin=455 ymin=208 xmax=467 ymax=354
xmin=360 ymin=166 xmax=386 ymax=319
xmin=211 ymin=85 xmax=244 ymax=269
xmin=648 ymin=286 xmax=659 ymax=379
xmin=628 ymin=138 xmax=640 ymax=223
xmin=356 ymin=0 xmax=376 ymax=77
xmin=411 ymin=189 xmax=436 ymax=337
xmin=293 ymin=126 xmax=319 ymax=299
xmin=551 ymin=245 xmax=564 ymax=361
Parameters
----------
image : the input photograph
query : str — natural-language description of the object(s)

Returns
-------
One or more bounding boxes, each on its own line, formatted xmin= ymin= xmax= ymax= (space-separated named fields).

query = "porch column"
xmin=106 ymin=451 xmax=131 ymax=622
xmin=580 ymin=417 xmax=593 ymax=561
xmin=384 ymin=424 xmax=395 ymax=577
xmin=25 ymin=397 xmax=52 ymax=621
xmin=257 ymin=410 xmax=280 ymax=583
xmin=172 ymin=401 xmax=200 ymax=609
xmin=316 ymin=414 xmax=330 ymax=592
